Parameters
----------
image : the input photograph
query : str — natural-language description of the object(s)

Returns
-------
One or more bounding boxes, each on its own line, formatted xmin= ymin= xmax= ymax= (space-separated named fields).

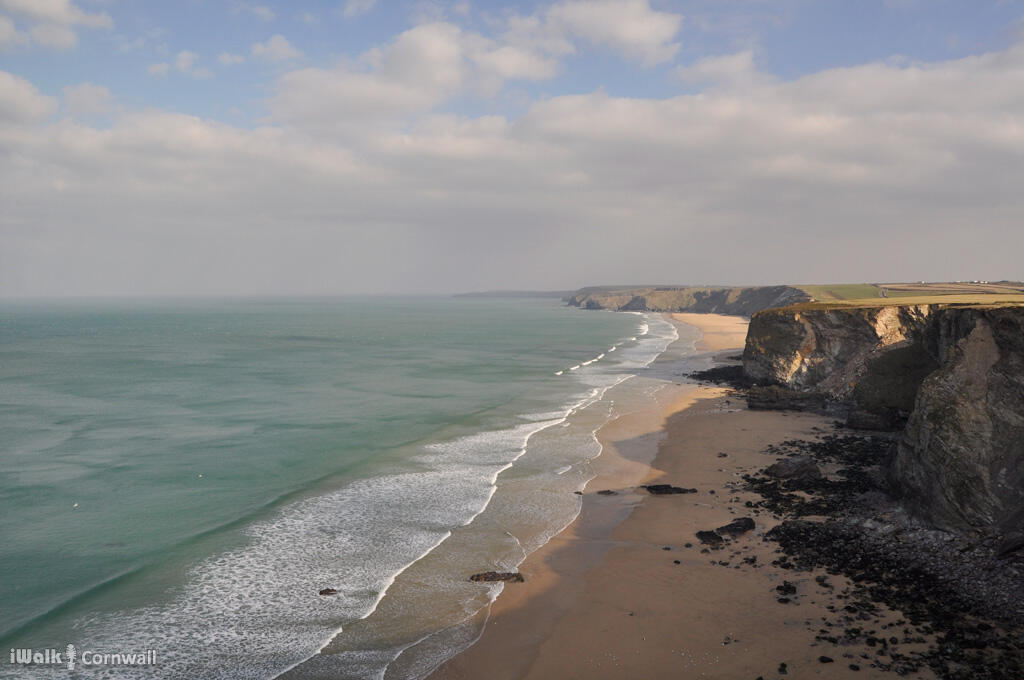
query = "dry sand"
xmin=429 ymin=314 xmax=932 ymax=680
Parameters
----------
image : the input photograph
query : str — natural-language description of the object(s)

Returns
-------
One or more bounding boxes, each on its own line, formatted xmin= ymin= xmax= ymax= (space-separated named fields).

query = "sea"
xmin=0 ymin=296 xmax=699 ymax=679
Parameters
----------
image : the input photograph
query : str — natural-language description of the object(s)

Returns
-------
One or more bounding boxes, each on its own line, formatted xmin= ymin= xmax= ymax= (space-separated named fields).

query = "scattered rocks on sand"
xmin=642 ymin=484 xmax=697 ymax=495
xmin=318 ymin=588 xmax=338 ymax=596
xmin=469 ymin=571 xmax=524 ymax=583
xmin=746 ymin=430 xmax=1024 ymax=679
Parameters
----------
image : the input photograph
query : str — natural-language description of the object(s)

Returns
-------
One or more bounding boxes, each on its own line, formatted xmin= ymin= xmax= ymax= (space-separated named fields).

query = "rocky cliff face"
xmin=893 ymin=307 xmax=1024 ymax=533
xmin=566 ymin=285 xmax=810 ymax=317
xmin=742 ymin=301 xmax=1024 ymax=535
xmin=742 ymin=304 xmax=933 ymax=397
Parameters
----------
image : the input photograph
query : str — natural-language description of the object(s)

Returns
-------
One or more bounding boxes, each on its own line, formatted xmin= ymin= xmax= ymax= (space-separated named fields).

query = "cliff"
xmin=566 ymin=285 xmax=810 ymax=317
xmin=741 ymin=299 xmax=1024 ymax=535
xmin=894 ymin=306 xmax=1024 ymax=533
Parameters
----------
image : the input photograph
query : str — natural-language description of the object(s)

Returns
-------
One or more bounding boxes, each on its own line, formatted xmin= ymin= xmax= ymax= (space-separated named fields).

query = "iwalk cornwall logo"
xmin=9 ymin=644 xmax=157 ymax=670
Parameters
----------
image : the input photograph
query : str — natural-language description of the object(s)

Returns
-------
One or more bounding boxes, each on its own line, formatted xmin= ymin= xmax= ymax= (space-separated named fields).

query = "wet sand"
xmin=429 ymin=314 xmax=931 ymax=680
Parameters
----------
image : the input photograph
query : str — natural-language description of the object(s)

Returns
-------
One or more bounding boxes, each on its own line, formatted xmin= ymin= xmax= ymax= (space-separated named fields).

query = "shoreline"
xmin=428 ymin=313 xmax=934 ymax=680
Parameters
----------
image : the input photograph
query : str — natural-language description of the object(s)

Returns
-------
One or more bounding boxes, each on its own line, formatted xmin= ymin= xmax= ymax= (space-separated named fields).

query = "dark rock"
xmin=776 ymin=581 xmax=797 ymax=595
xmin=696 ymin=530 xmax=724 ymax=546
xmin=688 ymin=364 xmax=753 ymax=388
xmin=596 ymin=489 xmax=617 ymax=496
xmin=469 ymin=571 xmax=524 ymax=583
xmin=716 ymin=517 xmax=755 ymax=537
xmin=643 ymin=484 xmax=697 ymax=495
xmin=819 ymin=656 xmax=834 ymax=663
xmin=765 ymin=455 xmax=822 ymax=482
xmin=318 ymin=588 xmax=338 ymax=596
xmin=997 ymin=531 xmax=1024 ymax=557
xmin=747 ymin=386 xmax=828 ymax=413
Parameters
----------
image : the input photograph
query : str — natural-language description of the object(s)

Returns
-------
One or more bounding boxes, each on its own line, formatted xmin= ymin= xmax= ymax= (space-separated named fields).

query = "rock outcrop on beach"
xmin=742 ymin=303 xmax=933 ymax=397
xmin=566 ymin=285 xmax=810 ymax=317
xmin=741 ymin=300 xmax=1024 ymax=536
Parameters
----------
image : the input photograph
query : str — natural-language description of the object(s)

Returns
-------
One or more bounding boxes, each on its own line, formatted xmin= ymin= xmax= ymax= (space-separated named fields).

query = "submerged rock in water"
xmin=318 ymin=588 xmax=338 ymax=596
xmin=469 ymin=571 xmax=524 ymax=583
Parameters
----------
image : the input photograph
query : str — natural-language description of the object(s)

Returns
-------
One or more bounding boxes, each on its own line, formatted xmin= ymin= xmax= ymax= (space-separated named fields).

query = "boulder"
xmin=642 ymin=484 xmax=697 ymax=495
xmin=715 ymin=517 xmax=755 ymax=537
xmin=469 ymin=571 xmax=524 ymax=583
xmin=765 ymin=456 xmax=822 ymax=482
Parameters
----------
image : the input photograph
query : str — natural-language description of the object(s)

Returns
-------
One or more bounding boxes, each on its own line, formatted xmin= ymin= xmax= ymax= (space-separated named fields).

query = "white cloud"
xmin=252 ymin=34 xmax=302 ymax=61
xmin=147 ymin=62 xmax=169 ymax=77
xmin=0 ymin=0 xmax=111 ymax=28
xmin=250 ymin=5 xmax=274 ymax=21
xmin=175 ymin=50 xmax=198 ymax=72
xmin=218 ymin=52 xmax=245 ymax=65
xmin=4 ymin=43 xmax=1024 ymax=296
xmin=268 ymin=22 xmax=561 ymax=132
xmin=232 ymin=2 xmax=275 ymax=22
xmin=473 ymin=45 xmax=559 ymax=81
xmin=62 ymin=82 xmax=111 ymax=116
xmin=0 ymin=68 xmax=58 ymax=122
xmin=0 ymin=0 xmax=110 ymax=50
xmin=0 ymin=14 xmax=28 ymax=48
xmin=169 ymin=50 xmax=214 ymax=78
xmin=31 ymin=22 xmax=76 ymax=49
xmin=547 ymin=0 xmax=682 ymax=65
xmin=675 ymin=50 xmax=769 ymax=88
xmin=341 ymin=0 xmax=378 ymax=19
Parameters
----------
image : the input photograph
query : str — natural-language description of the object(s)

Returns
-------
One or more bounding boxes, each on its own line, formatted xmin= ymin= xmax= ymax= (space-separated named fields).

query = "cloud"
xmin=0 ymin=68 xmax=58 ymax=122
xmin=232 ymin=2 xmax=275 ymax=22
xmin=62 ymin=82 xmax=111 ymax=116
xmin=30 ymin=22 xmax=76 ymax=48
xmin=163 ymin=50 xmax=214 ymax=78
xmin=175 ymin=50 xmax=198 ymax=72
xmin=0 ymin=14 xmax=28 ymax=48
xmin=4 ymin=43 xmax=1024 ymax=296
xmin=268 ymin=22 xmax=562 ymax=132
xmin=0 ymin=0 xmax=111 ymax=50
xmin=675 ymin=50 xmax=770 ymax=88
xmin=0 ymin=0 xmax=111 ymax=28
xmin=218 ymin=52 xmax=245 ymax=65
xmin=341 ymin=0 xmax=378 ymax=19
xmin=252 ymin=34 xmax=302 ymax=61
xmin=547 ymin=0 xmax=683 ymax=65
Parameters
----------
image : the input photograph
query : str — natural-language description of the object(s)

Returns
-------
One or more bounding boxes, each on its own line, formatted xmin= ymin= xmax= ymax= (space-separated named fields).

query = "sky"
xmin=1 ymin=0 xmax=1023 ymax=297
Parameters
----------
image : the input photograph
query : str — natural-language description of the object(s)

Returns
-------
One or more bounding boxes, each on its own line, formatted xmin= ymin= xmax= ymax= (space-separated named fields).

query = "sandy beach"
xmin=430 ymin=313 xmax=932 ymax=680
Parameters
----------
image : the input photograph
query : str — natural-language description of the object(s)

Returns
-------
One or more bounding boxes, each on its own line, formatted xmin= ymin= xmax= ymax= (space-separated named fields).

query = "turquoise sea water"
xmin=0 ymin=297 xmax=683 ymax=679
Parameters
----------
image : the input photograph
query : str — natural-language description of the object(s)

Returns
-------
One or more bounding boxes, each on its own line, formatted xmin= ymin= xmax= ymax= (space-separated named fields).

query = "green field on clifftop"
xmin=787 ymin=294 xmax=1024 ymax=311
